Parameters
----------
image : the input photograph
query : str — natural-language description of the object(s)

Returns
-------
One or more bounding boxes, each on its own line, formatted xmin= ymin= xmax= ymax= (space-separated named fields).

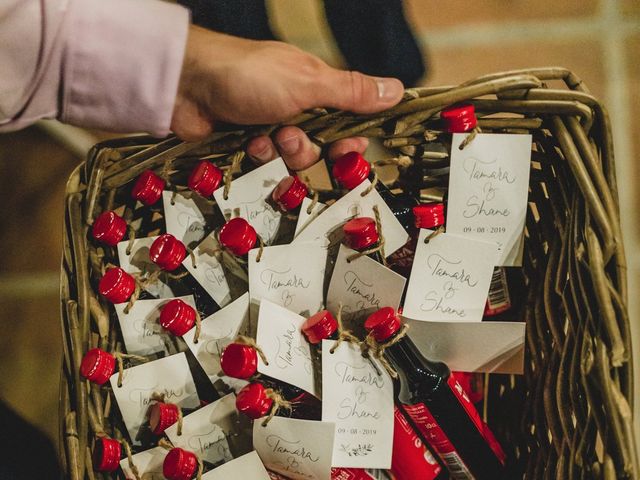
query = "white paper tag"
xmin=321 ymin=341 xmax=393 ymax=469
xmin=165 ymin=394 xmax=236 ymax=467
xmin=446 ymin=133 xmax=532 ymax=266
xmin=162 ymin=191 xmax=209 ymax=249
xmin=248 ymin=242 xmax=327 ymax=316
xmin=183 ymin=233 xmax=232 ymax=308
xmin=327 ymin=244 xmax=406 ymax=325
xmin=115 ymin=295 xmax=197 ymax=356
xmin=201 ymin=451 xmax=271 ymax=479
xmin=294 ymin=198 xmax=327 ymax=238
xmin=120 ymin=446 xmax=166 ymax=479
xmin=117 ymin=236 xmax=174 ymax=298
xmin=292 ymin=180 xmax=408 ymax=256
xmin=403 ymin=230 xmax=499 ymax=323
xmin=253 ymin=416 xmax=335 ymax=480
xmin=213 ymin=158 xmax=289 ymax=245
xmin=256 ymin=299 xmax=316 ymax=397
xmin=109 ymin=352 xmax=200 ymax=444
xmin=183 ymin=293 xmax=249 ymax=377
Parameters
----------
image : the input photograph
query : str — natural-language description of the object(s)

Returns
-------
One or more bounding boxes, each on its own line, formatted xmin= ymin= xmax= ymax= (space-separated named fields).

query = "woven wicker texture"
xmin=60 ymin=67 xmax=637 ymax=479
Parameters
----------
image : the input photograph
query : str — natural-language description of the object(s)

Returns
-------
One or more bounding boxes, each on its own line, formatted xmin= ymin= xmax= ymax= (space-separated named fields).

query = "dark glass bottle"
xmin=301 ymin=310 xmax=447 ymax=480
xmin=235 ymin=381 xmax=320 ymax=422
xmin=364 ymin=308 xmax=506 ymax=480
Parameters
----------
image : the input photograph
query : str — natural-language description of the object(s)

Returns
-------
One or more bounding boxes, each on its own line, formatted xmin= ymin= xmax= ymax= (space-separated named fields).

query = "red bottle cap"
xmin=413 ymin=203 xmax=445 ymax=229
xmin=92 ymin=211 xmax=127 ymax=246
xmin=131 ymin=170 xmax=165 ymax=206
xmin=93 ymin=437 xmax=121 ymax=472
xmin=99 ymin=267 xmax=136 ymax=304
xmin=163 ymin=447 xmax=198 ymax=480
xmin=332 ymin=151 xmax=372 ymax=190
xmin=149 ymin=234 xmax=187 ymax=271
xmin=272 ymin=176 xmax=308 ymax=211
xmin=149 ymin=402 xmax=180 ymax=435
xmin=441 ymin=103 xmax=477 ymax=133
xmin=364 ymin=307 xmax=402 ymax=342
xmin=80 ymin=348 xmax=116 ymax=385
xmin=159 ymin=299 xmax=196 ymax=336
xmin=188 ymin=161 xmax=223 ymax=197
xmin=343 ymin=217 xmax=379 ymax=251
xmin=218 ymin=218 xmax=257 ymax=256
xmin=302 ymin=310 xmax=338 ymax=344
xmin=220 ymin=343 xmax=258 ymax=379
xmin=236 ymin=383 xmax=274 ymax=419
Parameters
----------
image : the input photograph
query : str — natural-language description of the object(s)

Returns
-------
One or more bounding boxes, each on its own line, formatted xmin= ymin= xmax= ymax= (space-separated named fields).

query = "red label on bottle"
xmin=331 ymin=467 xmax=375 ymax=480
xmin=391 ymin=406 xmax=442 ymax=480
xmin=401 ymin=402 xmax=474 ymax=479
xmin=446 ymin=376 xmax=506 ymax=465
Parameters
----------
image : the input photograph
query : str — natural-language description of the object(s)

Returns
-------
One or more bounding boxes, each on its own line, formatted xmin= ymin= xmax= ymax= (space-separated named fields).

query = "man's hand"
xmin=171 ymin=26 xmax=404 ymax=169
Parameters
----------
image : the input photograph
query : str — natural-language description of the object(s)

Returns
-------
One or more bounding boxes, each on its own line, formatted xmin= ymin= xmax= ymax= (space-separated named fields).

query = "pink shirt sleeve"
xmin=0 ymin=0 xmax=190 ymax=137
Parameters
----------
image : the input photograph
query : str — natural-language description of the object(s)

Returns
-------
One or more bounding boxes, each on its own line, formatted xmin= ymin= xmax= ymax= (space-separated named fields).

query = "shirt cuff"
xmin=61 ymin=0 xmax=190 ymax=137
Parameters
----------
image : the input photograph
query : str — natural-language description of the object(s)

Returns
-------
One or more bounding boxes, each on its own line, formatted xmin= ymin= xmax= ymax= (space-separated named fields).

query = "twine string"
xmin=261 ymin=389 xmax=292 ymax=427
xmin=329 ymin=303 xmax=361 ymax=354
xmin=125 ymin=271 xmax=162 ymax=313
xmin=120 ymin=439 xmax=141 ymax=480
xmin=235 ymin=335 xmax=269 ymax=366
xmin=188 ymin=247 xmax=197 ymax=269
xmin=160 ymin=159 xmax=174 ymax=188
xmin=423 ymin=225 xmax=445 ymax=244
xmin=360 ymin=166 xmax=379 ymax=197
xmin=459 ymin=126 xmax=482 ymax=150
xmin=193 ymin=311 xmax=202 ymax=344
xmin=150 ymin=392 xmax=184 ymax=436
xmin=363 ymin=323 xmax=410 ymax=379
xmin=302 ymin=176 xmax=319 ymax=215
xmin=157 ymin=438 xmax=173 ymax=451
xmin=115 ymin=352 xmax=149 ymax=387
xmin=126 ymin=229 xmax=136 ymax=256
xmin=255 ymin=234 xmax=265 ymax=263
xmin=345 ymin=205 xmax=387 ymax=266
xmin=223 ymin=151 xmax=245 ymax=200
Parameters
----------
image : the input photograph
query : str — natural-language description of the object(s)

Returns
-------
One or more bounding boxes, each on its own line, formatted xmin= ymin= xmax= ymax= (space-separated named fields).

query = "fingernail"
xmin=249 ymin=138 xmax=274 ymax=163
xmin=253 ymin=144 xmax=273 ymax=163
xmin=278 ymin=135 xmax=300 ymax=155
xmin=376 ymin=78 xmax=404 ymax=102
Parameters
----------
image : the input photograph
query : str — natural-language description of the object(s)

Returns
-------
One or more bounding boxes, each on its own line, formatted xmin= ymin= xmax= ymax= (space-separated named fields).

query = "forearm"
xmin=0 ymin=0 xmax=189 ymax=136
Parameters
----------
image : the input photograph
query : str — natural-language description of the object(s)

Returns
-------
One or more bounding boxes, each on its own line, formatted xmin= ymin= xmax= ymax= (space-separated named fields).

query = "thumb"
xmin=315 ymin=69 xmax=404 ymax=114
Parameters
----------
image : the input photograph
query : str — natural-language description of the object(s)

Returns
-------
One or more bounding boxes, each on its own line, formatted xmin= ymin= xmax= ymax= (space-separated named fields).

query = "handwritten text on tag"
xmin=163 ymin=191 xmax=213 ymax=248
xmin=403 ymin=230 xmax=499 ymax=322
xmin=253 ymin=416 xmax=335 ymax=480
xmin=446 ymin=133 xmax=532 ymax=266
xmin=214 ymin=158 xmax=288 ymax=245
xmin=109 ymin=353 xmax=200 ymax=445
xmin=117 ymin=236 xmax=173 ymax=298
xmin=256 ymin=300 xmax=316 ymax=397
xmin=327 ymin=244 xmax=406 ymax=326
xmin=248 ymin=242 xmax=326 ymax=316
xmin=321 ymin=341 xmax=393 ymax=469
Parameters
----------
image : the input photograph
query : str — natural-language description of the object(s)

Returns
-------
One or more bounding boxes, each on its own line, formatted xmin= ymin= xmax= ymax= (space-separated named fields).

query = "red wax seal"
xmin=149 ymin=402 xmax=180 ymax=435
xmin=188 ymin=161 xmax=223 ymax=197
xmin=302 ymin=310 xmax=338 ymax=344
xmin=218 ymin=218 xmax=257 ymax=256
xmin=364 ymin=307 xmax=402 ymax=342
xmin=441 ymin=103 xmax=477 ymax=133
xmin=163 ymin=447 xmax=198 ymax=480
xmin=220 ymin=343 xmax=258 ymax=379
xmin=342 ymin=217 xmax=379 ymax=251
xmin=272 ymin=175 xmax=308 ymax=211
xmin=413 ymin=203 xmax=445 ymax=229
xmin=92 ymin=211 xmax=127 ymax=246
xmin=149 ymin=234 xmax=187 ymax=271
xmin=93 ymin=437 xmax=121 ymax=472
xmin=159 ymin=299 xmax=196 ymax=336
xmin=236 ymin=383 xmax=273 ymax=419
xmin=80 ymin=348 xmax=116 ymax=385
xmin=332 ymin=151 xmax=371 ymax=190
xmin=131 ymin=170 xmax=165 ymax=206
xmin=99 ymin=267 xmax=136 ymax=304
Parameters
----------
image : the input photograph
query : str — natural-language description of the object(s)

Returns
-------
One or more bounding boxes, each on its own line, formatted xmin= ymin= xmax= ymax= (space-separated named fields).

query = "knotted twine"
xmin=424 ymin=225 xmax=445 ymax=244
xmin=346 ymin=205 xmax=387 ymax=267
xmin=234 ymin=335 xmax=270 ymax=366
xmin=150 ymin=392 xmax=183 ymax=436
xmin=121 ymin=439 xmax=142 ymax=480
xmin=329 ymin=303 xmax=361 ymax=354
xmin=115 ymin=352 xmax=149 ymax=388
xmin=158 ymin=438 xmax=204 ymax=480
xmin=459 ymin=126 xmax=482 ymax=150
xmin=261 ymin=388 xmax=292 ymax=427
xmin=362 ymin=323 xmax=410 ymax=379
xmin=222 ymin=151 xmax=245 ymax=200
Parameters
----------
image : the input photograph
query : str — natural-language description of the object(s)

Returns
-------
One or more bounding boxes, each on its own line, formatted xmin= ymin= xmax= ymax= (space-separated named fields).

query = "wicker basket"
xmin=60 ymin=67 xmax=637 ymax=479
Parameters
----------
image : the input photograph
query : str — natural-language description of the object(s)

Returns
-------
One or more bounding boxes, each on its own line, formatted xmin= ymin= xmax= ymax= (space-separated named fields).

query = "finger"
xmin=327 ymin=137 xmax=369 ymax=162
xmin=246 ymin=135 xmax=279 ymax=164
xmin=273 ymin=126 xmax=321 ymax=171
xmin=312 ymin=70 xmax=404 ymax=115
